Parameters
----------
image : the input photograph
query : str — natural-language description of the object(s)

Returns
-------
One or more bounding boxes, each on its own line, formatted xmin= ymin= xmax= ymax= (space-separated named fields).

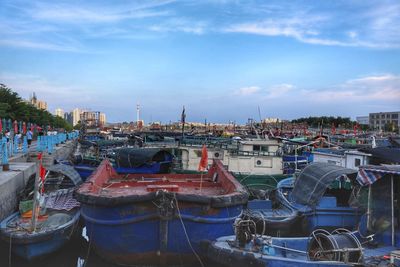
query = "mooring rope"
xmin=174 ymin=195 xmax=205 ymax=267
xmin=8 ymin=233 xmax=12 ymax=267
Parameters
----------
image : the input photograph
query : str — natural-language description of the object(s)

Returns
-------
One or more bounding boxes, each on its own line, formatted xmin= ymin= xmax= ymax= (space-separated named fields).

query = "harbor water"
xmin=0 ymin=227 xmax=214 ymax=267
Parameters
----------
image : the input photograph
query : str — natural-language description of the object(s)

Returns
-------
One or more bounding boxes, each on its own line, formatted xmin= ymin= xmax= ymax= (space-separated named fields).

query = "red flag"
xmin=198 ymin=144 xmax=208 ymax=172
xmin=22 ymin=122 xmax=27 ymax=134
xmin=331 ymin=123 xmax=336 ymax=135
xmin=14 ymin=120 xmax=18 ymax=133
xmin=353 ymin=124 xmax=358 ymax=135
xmin=0 ymin=118 xmax=2 ymax=133
xmin=37 ymin=153 xmax=46 ymax=192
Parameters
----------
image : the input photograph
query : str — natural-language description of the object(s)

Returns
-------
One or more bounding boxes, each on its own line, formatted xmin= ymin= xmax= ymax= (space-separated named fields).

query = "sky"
xmin=0 ymin=0 xmax=399 ymax=123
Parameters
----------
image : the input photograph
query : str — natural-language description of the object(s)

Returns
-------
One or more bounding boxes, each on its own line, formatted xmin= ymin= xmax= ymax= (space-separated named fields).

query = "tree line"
xmin=291 ymin=116 xmax=355 ymax=128
xmin=0 ymin=84 xmax=72 ymax=131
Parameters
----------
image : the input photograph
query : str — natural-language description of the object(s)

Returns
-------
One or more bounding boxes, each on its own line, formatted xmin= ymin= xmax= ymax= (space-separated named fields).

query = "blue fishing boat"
xmin=0 ymin=165 xmax=82 ymax=260
xmin=206 ymin=164 xmax=400 ymax=267
xmin=64 ymin=148 xmax=174 ymax=180
xmin=244 ymin=163 xmax=359 ymax=236
xmin=75 ymin=159 xmax=248 ymax=266
xmin=0 ymin=203 xmax=80 ymax=260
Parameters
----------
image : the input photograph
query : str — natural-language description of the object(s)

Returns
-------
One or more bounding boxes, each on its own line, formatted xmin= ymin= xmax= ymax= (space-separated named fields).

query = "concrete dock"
xmin=0 ymin=140 xmax=76 ymax=220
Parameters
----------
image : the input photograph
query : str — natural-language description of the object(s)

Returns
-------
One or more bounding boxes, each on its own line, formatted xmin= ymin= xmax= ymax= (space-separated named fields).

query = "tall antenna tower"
xmin=136 ymin=103 xmax=140 ymax=123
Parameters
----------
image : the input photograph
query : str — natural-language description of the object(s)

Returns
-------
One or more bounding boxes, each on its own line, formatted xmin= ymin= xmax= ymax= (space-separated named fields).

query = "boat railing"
xmin=229 ymin=150 xmax=278 ymax=157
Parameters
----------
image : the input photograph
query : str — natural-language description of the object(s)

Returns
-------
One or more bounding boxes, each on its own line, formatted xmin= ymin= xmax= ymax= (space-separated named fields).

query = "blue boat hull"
xmin=72 ymin=161 xmax=172 ymax=181
xmin=207 ymin=236 xmax=350 ymax=267
xmin=81 ymin=201 xmax=242 ymax=266
xmin=0 ymin=211 xmax=80 ymax=260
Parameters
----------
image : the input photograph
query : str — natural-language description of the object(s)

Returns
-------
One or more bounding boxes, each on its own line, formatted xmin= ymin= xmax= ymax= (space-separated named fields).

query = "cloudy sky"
xmin=0 ymin=0 xmax=399 ymax=123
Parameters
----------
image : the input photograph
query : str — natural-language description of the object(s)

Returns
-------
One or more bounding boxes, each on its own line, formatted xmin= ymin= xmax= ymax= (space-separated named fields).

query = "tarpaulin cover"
xmin=112 ymin=148 xmax=173 ymax=168
xmin=359 ymin=147 xmax=400 ymax=164
xmin=356 ymin=165 xmax=400 ymax=186
xmin=47 ymin=164 xmax=82 ymax=186
xmin=291 ymin=163 xmax=357 ymax=206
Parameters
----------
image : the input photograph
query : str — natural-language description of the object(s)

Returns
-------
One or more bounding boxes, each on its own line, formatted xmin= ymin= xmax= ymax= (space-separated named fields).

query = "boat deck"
xmin=85 ymin=177 xmax=227 ymax=197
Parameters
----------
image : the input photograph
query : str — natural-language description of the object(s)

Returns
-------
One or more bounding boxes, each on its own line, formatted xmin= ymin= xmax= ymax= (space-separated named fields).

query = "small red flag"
xmin=22 ymin=122 xmax=27 ymax=134
xmin=0 ymin=118 xmax=2 ymax=133
xmin=331 ymin=123 xmax=336 ymax=135
xmin=198 ymin=145 xmax=208 ymax=172
xmin=38 ymin=153 xmax=46 ymax=192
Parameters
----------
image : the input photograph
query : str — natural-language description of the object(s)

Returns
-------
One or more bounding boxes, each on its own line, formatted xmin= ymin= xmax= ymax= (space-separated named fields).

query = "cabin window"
xmin=355 ymin=158 xmax=361 ymax=167
xmin=253 ymin=145 xmax=269 ymax=152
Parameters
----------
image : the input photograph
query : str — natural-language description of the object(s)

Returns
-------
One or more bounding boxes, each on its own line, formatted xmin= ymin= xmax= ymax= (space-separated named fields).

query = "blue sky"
xmin=0 ymin=0 xmax=399 ymax=123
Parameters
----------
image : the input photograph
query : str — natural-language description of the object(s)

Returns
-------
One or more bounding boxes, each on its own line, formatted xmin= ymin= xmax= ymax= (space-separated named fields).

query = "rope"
xmin=174 ymin=195 xmax=205 ymax=267
xmin=83 ymin=222 xmax=94 ymax=267
xmin=8 ymin=233 xmax=12 ymax=267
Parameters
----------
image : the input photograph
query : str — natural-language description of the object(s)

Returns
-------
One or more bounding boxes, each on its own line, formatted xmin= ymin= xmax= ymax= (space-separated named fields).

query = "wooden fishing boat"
xmin=205 ymin=165 xmax=400 ymax=267
xmin=0 ymin=191 xmax=80 ymax=260
xmin=75 ymin=159 xmax=248 ymax=266
xmin=0 ymin=164 xmax=82 ymax=260
xmin=62 ymin=148 xmax=174 ymax=180
xmin=244 ymin=163 xmax=360 ymax=237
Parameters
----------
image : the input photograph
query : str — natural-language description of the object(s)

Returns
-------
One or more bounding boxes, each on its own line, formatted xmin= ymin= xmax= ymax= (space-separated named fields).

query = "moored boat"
xmin=0 ymin=164 xmax=82 ymax=260
xmin=63 ymin=147 xmax=174 ymax=180
xmin=75 ymin=159 xmax=248 ymax=266
xmin=244 ymin=163 xmax=359 ymax=237
xmin=205 ymin=164 xmax=400 ymax=267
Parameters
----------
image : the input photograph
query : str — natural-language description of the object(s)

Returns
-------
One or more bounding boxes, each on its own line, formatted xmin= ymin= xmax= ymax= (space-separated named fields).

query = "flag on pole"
xmin=181 ymin=106 xmax=186 ymax=124
xmin=331 ymin=123 xmax=336 ymax=135
xmin=37 ymin=153 xmax=47 ymax=193
xmin=198 ymin=144 xmax=208 ymax=172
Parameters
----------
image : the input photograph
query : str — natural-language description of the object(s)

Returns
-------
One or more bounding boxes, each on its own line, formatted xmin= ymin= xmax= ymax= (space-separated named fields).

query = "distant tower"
xmin=136 ymin=103 xmax=140 ymax=124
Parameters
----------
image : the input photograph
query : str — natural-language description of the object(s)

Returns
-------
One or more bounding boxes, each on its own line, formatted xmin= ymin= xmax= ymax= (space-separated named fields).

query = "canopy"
xmin=47 ymin=164 xmax=82 ymax=186
xmin=359 ymin=147 xmax=400 ymax=164
xmin=356 ymin=165 xmax=400 ymax=186
xmin=112 ymin=148 xmax=173 ymax=168
xmin=291 ymin=162 xmax=357 ymax=206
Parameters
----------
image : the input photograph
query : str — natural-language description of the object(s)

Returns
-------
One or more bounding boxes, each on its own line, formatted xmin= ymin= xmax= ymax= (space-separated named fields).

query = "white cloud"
xmin=265 ymin=83 xmax=294 ymax=98
xmin=148 ymin=19 xmax=208 ymax=35
xmin=0 ymin=72 xmax=103 ymax=111
xmin=234 ymin=86 xmax=261 ymax=96
xmin=302 ymin=74 xmax=400 ymax=102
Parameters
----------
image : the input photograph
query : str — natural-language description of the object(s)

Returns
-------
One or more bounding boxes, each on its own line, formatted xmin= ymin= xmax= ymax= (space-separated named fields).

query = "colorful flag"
xmin=331 ymin=123 xmax=336 ymax=135
xmin=0 ymin=118 xmax=2 ymax=133
xmin=37 ymin=153 xmax=47 ymax=193
xmin=22 ymin=122 xmax=27 ymax=134
xmin=181 ymin=106 xmax=186 ymax=124
xmin=198 ymin=144 xmax=208 ymax=172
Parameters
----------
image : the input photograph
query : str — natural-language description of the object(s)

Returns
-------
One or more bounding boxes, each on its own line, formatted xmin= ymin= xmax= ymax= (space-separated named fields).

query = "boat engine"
xmin=308 ymin=228 xmax=363 ymax=264
xmin=234 ymin=218 xmax=256 ymax=248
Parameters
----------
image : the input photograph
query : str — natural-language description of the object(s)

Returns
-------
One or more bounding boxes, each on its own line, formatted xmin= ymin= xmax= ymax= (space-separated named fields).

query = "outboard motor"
xmin=308 ymin=229 xmax=363 ymax=264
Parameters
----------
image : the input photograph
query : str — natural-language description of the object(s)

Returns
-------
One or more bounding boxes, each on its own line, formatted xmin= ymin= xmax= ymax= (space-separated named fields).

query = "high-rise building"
xmin=29 ymin=92 xmax=48 ymax=110
xmin=55 ymin=108 xmax=64 ymax=118
xmin=369 ymin=111 xmax=400 ymax=130
xmin=72 ymin=108 xmax=81 ymax=126
xmin=99 ymin=113 xmax=106 ymax=126
xmin=64 ymin=112 xmax=73 ymax=125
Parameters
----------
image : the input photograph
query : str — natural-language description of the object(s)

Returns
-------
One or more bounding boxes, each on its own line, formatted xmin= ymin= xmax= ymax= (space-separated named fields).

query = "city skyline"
xmin=0 ymin=0 xmax=399 ymax=123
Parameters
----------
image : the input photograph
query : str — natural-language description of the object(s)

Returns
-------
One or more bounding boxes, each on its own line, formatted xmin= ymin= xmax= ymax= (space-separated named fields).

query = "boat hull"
xmin=0 ymin=211 xmax=80 ymax=260
xmin=206 ymin=236 xmax=350 ymax=267
xmin=81 ymin=198 xmax=242 ymax=266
